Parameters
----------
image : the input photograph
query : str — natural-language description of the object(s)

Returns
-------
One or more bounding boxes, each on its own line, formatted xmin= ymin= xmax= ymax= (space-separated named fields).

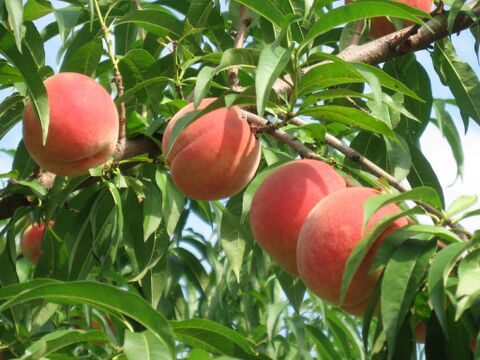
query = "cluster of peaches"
xmin=22 ymin=79 xmax=406 ymax=322
xmin=20 ymin=0 xmax=434 ymax=270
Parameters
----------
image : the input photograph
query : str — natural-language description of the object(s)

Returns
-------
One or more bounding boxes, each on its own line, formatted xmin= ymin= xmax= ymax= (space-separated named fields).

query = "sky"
xmin=0 ymin=2 xmax=479 ymax=233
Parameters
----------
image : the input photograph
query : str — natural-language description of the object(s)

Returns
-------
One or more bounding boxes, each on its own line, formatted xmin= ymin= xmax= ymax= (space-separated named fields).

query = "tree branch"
xmin=229 ymin=6 xmax=251 ymax=90
xmin=273 ymin=6 xmax=480 ymax=94
xmin=93 ymin=0 xmax=126 ymax=140
xmin=0 ymin=137 xmax=159 ymax=221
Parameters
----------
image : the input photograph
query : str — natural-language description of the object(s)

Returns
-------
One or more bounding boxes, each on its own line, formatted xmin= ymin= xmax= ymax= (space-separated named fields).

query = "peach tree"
xmin=0 ymin=0 xmax=479 ymax=359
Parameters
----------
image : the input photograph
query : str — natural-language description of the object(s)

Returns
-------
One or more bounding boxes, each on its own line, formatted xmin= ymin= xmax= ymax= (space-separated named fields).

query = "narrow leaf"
xmin=124 ymin=330 xmax=172 ymax=360
xmin=0 ymin=281 xmax=176 ymax=357
xmin=432 ymin=39 xmax=480 ymax=126
xmin=256 ymin=44 xmax=292 ymax=117
xmin=20 ymin=329 xmax=109 ymax=360
xmin=0 ymin=24 xmax=49 ymax=144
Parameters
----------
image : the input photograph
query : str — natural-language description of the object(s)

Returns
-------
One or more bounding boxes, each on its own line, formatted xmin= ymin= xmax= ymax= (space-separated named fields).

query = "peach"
xmin=20 ymin=221 xmax=54 ymax=264
xmin=297 ymin=187 xmax=408 ymax=313
xmin=23 ymin=72 xmax=119 ymax=176
xmin=415 ymin=321 xmax=426 ymax=343
xmin=162 ymin=98 xmax=261 ymax=201
xmin=249 ymin=160 xmax=346 ymax=274
xmin=346 ymin=0 xmax=433 ymax=39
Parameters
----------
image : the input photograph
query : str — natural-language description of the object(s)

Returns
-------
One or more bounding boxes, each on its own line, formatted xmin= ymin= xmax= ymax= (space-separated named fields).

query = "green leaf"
xmin=173 ymin=247 xmax=209 ymax=294
xmin=407 ymin=141 xmax=445 ymax=208
xmin=60 ymin=39 xmax=102 ymax=76
xmin=395 ymin=224 xmax=462 ymax=245
xmin=170 ymin=318 xmax=256 ymax=358
xmin=0 ymin=281 xmax=176 ymax=357
xmin=427 ymin=242 xmax=468 ymax=334
xmin=24 ymin=0 xmax=52 ymax=21
xmin=275 ymin=269 xmax=306 ymax=313
xmin=432 ymin=39 xmax=480 ymax=127
xmin=194 ymin=66 xmax=216 ymax=108
xmin=297 ymin=105 xmax=398 ymax=143
xmin=283 ymin=123 xmax=327 ymax=146
xmin=219 ymin=195 xmax=252 ymax=282
xmin=116 ymin=9 xmax=184 ymax=38
xmin=124 ymin=330 xmax=172 ymax=360
xmin=383 ymin=54 xmax=433 ymax=142
xmin=256 ymin=43 xmax=292 ymax=117
xmin=325 ymin=309 xmax=365 ymax=360
xmin=339 ymin=206 xmax=422 ymax=306
xmin=301 ymin=0 xmax=429 ymax=51
xmin=445 ymin=195 xmax=478 ymax=218
xmin=432 ymin=100 xmax=465 ymax=179
xmin=233 ymin=0 xmax=284 ymax=27
xmin=0 ymin=24 xmax=49 ymax=144
xmin=117 ymin=77 xmax=172 ymax=104
xmin=0 ymin=93 xmax=24 ymax=140
xmin=217 ymin=48 xmax=260 ymax=72
xmin=306 ymin=325 xmax=339 ymax=360
xmin=142 ymin=177 xmax=163 ymax=241
xmin=362 ymin=187 xmax=442 ymax=231
xmin=353 ymin=62 xmax=422 ymax=101
xmin=384 ymin=136 xmax=411 ymax=181
xmin=20 ymin=329 xmax=109 ymax=360
xmin=24 ymin=22 xmax=45 ymax=67
xmin=53 ymin=5 xmax=81 ymax=43
xmin=5 ymin=0 xmax=24 ymax=51
xmin=454 ymin=249 xmax=480 ymax=319
xmin=300 ymin=59 xmax=420 ymax=100
xmin=447 ymin=0 xmax=468 ymax=34
xmin=381 ymin=241 xmax=435 ymax=357
xmin=156 ymin=171 xmax=185 ymax=236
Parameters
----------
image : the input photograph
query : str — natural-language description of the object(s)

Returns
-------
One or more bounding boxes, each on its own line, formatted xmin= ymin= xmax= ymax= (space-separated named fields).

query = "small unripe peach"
xmin=162 ymin=98 xmax=261 ymax=201
xmin=23 ymin=72 xmax=119 ymax=176
xmin=20 ymin=221 xmax=54 ymax=264
xmin=297 ymin=187 xmax=408 ymax=313
xmin=250 ymin=160 xmax=346 ymax=274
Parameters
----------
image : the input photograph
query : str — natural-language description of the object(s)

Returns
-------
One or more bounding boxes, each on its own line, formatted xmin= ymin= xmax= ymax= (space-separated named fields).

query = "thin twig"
xmin=135 ymin=0 xmax=148 ymax=116
xmin=93 ymin=0 xmax=126 ymax=140
xmin=351 ymin=20 xmax=365 ymax=46
xmin=229 ymin=5 xmax=251 ymax=91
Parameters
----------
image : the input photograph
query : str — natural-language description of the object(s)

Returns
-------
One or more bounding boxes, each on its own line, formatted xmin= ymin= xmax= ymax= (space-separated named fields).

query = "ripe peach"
xmin=297 ymin=187 xmax=408 ymax=313
xmin=346 ymin=0 xmax=433 ymax=39
xmin=20 ymin=221 xmax=54 ymax=264
xmin=250 ymin=160 xmax=346 ymax=274
xmin=23 ymin=72 xmax=119 ymax=176
xmin=415 ymin=321 xmax=426 ymax=343
xmin=162 ymin=98 xmax=261 ymax=201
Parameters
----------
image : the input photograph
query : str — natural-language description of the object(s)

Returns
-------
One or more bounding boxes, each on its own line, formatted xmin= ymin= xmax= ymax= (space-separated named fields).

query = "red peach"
xmin=415 ymin=321 xmax=426 ymax=343
xmin=297 ymin=187 xmax=408 ymax=313
xmin=250 ymin=160 xmax=346 ymax=274
xmin=23 ymin=72 xmax=119 ymax=176
xmin=162 ymin=98 xmax=261 ymax=201
xmin=20 ymin=221 xmax=54 ymax=264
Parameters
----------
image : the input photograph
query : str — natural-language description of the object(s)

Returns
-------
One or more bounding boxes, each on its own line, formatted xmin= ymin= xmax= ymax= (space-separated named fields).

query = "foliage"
xmin=0 ymin=0 xmax=478 ymax=359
